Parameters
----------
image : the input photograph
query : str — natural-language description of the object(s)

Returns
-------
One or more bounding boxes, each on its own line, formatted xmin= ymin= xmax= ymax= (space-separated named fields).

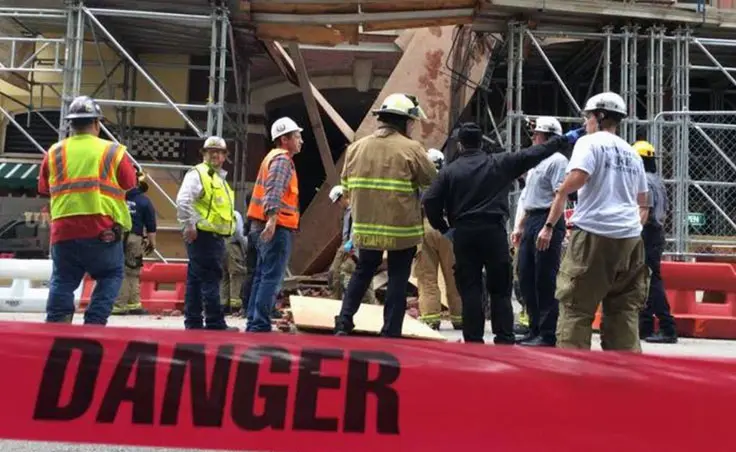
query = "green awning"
xmin=0 ymin=162 xmax=40 ymax=190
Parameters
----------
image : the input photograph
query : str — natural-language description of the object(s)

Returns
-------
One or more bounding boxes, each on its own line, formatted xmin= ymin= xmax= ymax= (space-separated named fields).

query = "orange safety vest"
xmin=247 ymin=148 xmax=299 ymax=230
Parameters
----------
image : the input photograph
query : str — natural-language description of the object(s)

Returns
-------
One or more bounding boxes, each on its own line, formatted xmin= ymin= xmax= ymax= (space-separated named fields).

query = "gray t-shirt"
xmin=523 ymin=153 xmax=568 ymax=210
xmin=342 ymin=207 xmax=353 ymax=243
xmin=646 ymin=172 xmax=668 ymax=226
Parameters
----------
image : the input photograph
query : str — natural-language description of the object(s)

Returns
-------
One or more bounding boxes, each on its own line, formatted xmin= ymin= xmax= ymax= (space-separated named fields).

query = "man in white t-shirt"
xmin=535 ymin=92 xmax=649 ymax=352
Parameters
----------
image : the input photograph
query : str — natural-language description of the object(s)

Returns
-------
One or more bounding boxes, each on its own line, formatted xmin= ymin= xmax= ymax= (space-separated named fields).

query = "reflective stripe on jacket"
xmin=48 ymin=134 xmax=132 ymax=231
xmin=192 ymin=162 xmax=235 ymax=236
xmin=247 ymin=148 xmax=300 ymax=230
xmin=342 ymin=128 xmax=437 ymax=250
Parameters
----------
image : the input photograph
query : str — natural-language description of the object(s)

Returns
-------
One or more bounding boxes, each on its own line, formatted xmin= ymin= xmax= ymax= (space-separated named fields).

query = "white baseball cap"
xmin=271 ymin=117 xmax=303 ymax=141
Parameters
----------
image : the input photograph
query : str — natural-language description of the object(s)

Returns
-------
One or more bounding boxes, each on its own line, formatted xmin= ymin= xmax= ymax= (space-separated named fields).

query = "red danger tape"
xmin=0 ymin=321 xmax=734 ymax=451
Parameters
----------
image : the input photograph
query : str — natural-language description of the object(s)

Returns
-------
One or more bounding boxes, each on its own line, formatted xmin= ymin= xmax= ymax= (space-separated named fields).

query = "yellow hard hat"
xmin=633 ymin=140 xmax=655 ymax=158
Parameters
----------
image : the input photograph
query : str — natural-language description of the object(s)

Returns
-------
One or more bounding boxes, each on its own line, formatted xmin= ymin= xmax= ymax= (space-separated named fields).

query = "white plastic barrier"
xmin=0 ymin=259 xmax=82 ymax=313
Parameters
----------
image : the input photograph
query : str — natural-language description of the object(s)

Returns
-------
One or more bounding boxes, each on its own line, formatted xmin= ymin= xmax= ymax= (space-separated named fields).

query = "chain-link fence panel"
xmin=654 ymin=120 xmax=679 ymax=254
xmin=656 ymin=112 xmax=736 ymax=257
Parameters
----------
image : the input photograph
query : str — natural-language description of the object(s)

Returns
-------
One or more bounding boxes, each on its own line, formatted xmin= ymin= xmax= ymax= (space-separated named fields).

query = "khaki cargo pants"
xmin=221 ymin=241 xmax=246 ymax=311
xmin=328 ymin=247 xmax=377 ymax=305
xmin=416 ymin=222 xmax=462 ymax=326
xmin=555 ymin=228 xmax=648 ymax=352
xmin=114 ymin=233 xmax=144 ymax=312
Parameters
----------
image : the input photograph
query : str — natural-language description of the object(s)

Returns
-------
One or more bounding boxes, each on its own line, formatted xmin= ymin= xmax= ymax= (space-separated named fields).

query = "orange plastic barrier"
xmin=593 ymin=261 xmax=736 ymax=339
xmin=0 ymin=320 xmax=735 ymax=451
xmin=80 ymin=263 xmax=187 ymax=314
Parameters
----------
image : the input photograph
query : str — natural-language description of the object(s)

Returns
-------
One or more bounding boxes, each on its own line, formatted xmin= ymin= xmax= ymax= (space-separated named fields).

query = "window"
xmin=3 ymin=110 xmax=60 ymax=155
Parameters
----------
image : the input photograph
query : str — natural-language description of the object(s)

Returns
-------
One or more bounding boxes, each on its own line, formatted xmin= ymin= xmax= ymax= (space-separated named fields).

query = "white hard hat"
xmin=271 ymin=117 xmax=303 ymax=141
xmin=583 ymin=92 xmax=627 ymax=117
xmin=328 ymin=185 xmax=344 ymax=203
xmin=202 ymin=136 xmax=227 ymax=151
xmin=427 ymin=148 xmax=445 ymax=164
xmin=533 ymin=116 xmax=563 ymax=136
xmin=372 ymin=93 xmax=427 ymax=120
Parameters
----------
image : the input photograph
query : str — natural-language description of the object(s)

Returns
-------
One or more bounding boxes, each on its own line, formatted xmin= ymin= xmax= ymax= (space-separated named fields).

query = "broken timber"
xmin=289 ymin=25 xmax=491 ymax=275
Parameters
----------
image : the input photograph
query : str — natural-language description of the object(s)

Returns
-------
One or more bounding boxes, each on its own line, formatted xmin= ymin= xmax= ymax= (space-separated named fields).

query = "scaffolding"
xmin=474 ymin=21 xmax=736 ymax=258
xmin=0 ymin=2 xmax=250 ymax=263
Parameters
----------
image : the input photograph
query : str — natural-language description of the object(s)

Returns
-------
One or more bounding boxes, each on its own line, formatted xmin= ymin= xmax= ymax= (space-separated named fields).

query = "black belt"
xmin=527 ymin=208 xmax=551 ymax=216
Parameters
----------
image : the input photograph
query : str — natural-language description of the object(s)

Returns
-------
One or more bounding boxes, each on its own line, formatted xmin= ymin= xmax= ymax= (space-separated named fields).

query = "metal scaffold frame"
xmin=485 ymin=21 xmax=736 ymax=258
xmin=0 ymin=3 xmax=250 ymax=264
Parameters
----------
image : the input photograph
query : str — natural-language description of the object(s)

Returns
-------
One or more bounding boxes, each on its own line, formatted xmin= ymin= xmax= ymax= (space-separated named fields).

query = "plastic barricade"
xmin=80 ymin=262 xmax=187 ymax=314
xmin=0 ymin=259 xmax=82 ymax=312
xmin=592 ymin=261 xmax=736 ymax=339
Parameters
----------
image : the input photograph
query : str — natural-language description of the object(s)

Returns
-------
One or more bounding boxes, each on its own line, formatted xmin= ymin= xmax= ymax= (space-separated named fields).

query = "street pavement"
xmin=0 ymin=313 xmax=735 ymax=451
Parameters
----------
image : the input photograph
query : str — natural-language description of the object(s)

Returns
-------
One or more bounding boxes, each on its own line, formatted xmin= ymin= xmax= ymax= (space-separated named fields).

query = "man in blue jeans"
xmin=176 ymin=136 xmax=237 ymax=331
xmin=245 ymin=117 xmax=303 ymax=332
xmin=38 ymin=96 xmax=137 ymax=325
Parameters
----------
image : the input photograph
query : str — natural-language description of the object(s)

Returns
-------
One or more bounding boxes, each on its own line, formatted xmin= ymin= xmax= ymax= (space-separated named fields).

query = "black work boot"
xmin=645 ymin=331 xmax=678 ymax=344
xmin=639 ymin=322 xmax=654 ymax=340
xmin=334 ymin=315 xmax=352 ymax=336
xmin=519 ymin=336 xmax=555 ymax=347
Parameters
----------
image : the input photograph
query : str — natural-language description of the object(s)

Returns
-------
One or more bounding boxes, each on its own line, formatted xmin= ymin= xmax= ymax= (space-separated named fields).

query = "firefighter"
xmin=176 ymin=136 xmax=237 ymax=331
xmin=536 ymin=92 xmax=649 ymax=352
xmin=334 ymin=93 xmax=437 ymax=338
xmin=327 ymin=185 xmax=377 ymax=304
xmin=246 ymin=117 xmax=303 ymax=333
xmin=416 ymin=148 xmax=463 ymax=330
xmin=634 ymin=140 xmax=678 ymax=344
xmin=512 ymin=116 xmax=568 ymax=347
xmin=38 ymin=96 xmax=137 ymax=325
xmin=220 ymin=210 xmax=247 ymax=314
xmin=112 ymin=171 xmax=156 ymax=315
xmin=423 ymin=122 xmax=583 ymax=344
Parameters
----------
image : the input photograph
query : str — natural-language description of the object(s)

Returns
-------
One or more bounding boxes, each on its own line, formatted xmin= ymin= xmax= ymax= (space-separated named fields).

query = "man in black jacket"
xmin=422 ymin=122 xmax=584 ymax=344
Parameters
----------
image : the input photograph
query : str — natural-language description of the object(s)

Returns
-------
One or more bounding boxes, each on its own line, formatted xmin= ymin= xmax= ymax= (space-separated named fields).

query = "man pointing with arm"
xmin=423 ymin=122 xmax=584 ymax=344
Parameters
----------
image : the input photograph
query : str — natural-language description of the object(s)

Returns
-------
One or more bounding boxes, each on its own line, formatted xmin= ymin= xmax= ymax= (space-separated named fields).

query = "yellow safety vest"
xmin=48 ymin=134 xmax=132 ymax=231
xmin=192 ymin=162 xmax=235 ymax=236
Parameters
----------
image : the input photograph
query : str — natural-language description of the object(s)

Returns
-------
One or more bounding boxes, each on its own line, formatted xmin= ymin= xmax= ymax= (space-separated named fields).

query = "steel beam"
xmin=253 ymin=8 xmax=474 ymax=25
xmin=95 ymin=99 xmax=210 ymax=111
xmin=85 ymin=8 xmax=210 ymax=23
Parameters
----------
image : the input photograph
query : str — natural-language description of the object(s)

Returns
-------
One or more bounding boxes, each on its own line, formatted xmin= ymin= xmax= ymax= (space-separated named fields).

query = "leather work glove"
xmin=564 ymin=127 xmax=586 ymax=145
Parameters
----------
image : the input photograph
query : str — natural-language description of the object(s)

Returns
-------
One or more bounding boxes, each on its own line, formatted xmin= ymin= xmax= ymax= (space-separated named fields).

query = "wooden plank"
xmin=290 ymin=295 xmax=446 ymax=341
xmin=257 ymin=23 xmax=346 ymax=46
xmin=289 ymin=42 xmax=340 ymax=185
xmin=270 ymin=41 xmax=356 ymax=141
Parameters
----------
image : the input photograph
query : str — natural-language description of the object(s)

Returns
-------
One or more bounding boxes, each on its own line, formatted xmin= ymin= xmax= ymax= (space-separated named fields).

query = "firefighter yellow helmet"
xmin=633 ymin=140 xmax=655 ymax=158
xmin=372 ymin=93 xmax=427 ymax=120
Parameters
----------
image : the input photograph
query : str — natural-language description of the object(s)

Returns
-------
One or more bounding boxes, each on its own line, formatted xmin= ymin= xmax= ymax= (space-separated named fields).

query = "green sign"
xmin=687 ymin=212 xmax=706 ymax=227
